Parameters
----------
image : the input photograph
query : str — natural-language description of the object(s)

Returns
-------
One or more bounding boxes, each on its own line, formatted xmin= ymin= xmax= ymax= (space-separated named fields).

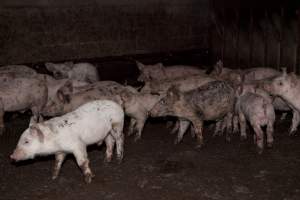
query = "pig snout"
xmin=150 ymin=106 xmax=159 ymax=117
xmin=10 ymin=148 xmax=26 ymax=161
xmin=259 ymin=81 xmax=270 ymax=92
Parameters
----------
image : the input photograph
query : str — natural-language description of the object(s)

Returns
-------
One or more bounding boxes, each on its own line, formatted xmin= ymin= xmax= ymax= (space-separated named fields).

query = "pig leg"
xmin=220 ymin=119 xmax=227 ymax=135
xmin=73 ymin=147 xmax=94 ymax=184
xmin=213 ymin=121 xmax=222 ymax=137
xmin=233 ymin=115 xmax=239 ymax=134
xmin=238 ymin=112 xmax=247 ymax=141
xmin=134 ymin=116 xmax=147 ymax=142
xmin=289 ymin=109 xmax=300 ymax=136
xmin=31 ymin=106 xmax=43 ymax=123
xmin=111 ymin=123 xmax=124 ymax=163
xmin=266 ymin=121 xmax=274 ymax=148
xmin=280 ymin=113 xmax=287 ymax=120
xmin=225 ymin=113 xmax=233 ymax=142
xmin=104 ymin=134 xmax=115 ymax=163
xmin=170 ymin=120 xmax=180 ymax=134
xmin=252 ymin=124 xmax=264 ymax=154
xmin=191 ymin=118 xmax=204 ymax=148
xmin=190 ymin=125 xmax=195 ymax=138
xmin=127 ymin=118 xmax=137 ymax=136
xmin=52 ymin=152 xmax=66 ymax=180
xmin=174 ymin=120 xmax=190 ymax=144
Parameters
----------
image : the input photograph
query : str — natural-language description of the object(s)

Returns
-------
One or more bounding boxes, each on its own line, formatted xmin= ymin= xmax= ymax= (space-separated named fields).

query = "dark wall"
xmin=0 ymin=0 xmax=209 ymax=65
xmin=210 ymin=0 xmax=300 ymax=72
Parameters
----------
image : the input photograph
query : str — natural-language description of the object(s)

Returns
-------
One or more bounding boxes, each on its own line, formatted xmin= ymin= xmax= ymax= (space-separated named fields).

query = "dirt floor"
xmin=0 ymin=113 xmax=300 ymax=200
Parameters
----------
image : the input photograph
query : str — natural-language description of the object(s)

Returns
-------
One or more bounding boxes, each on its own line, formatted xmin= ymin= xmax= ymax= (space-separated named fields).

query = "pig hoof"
xmin=134 ymin=135 xmax=141 ymax=142
xmin=195 ymin=144 xmax=205 ymax=149
xmin=52 ymin=175 xmax=58 ymax=180
xmin=225 ymin=137 xmax=231 ymax=143
xmin=174 ymin=138 xmax=181 ymax=145
xmin=212 ymin=132 xmax=219 ymax=138
xmin=104 ymin=157 xmax=112 ymax=163
xmin=127 ymin=130 xmax=134 ymax=136
xmin=84 ymin=173 xmax=95 ymax=184
xmin=256 ymin=147 xmax=263 ymax=154
xmin=240 ymin=135 xmax=247 ymax=141
xmin=267 ymin=143 xmax=273 ymax=148
xmin=289 ymin=130 xmax=297 ymax=136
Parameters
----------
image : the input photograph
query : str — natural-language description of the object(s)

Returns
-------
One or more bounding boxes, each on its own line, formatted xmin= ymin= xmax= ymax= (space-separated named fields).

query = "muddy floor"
xmin=0 ymin=113 xmax=300 ymax=200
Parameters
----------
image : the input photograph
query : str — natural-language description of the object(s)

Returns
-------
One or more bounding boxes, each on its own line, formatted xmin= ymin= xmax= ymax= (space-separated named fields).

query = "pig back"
xmin=185 ymin=81 xmax=234 ymax=120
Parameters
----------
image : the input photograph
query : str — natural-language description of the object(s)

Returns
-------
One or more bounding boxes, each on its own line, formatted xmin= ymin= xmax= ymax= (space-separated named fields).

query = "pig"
xmin=43 ymin=75 xmax=89 ymax=110
xmin=150 ymin=81 xmax=235 ymax=148
xmin=209 ymin=60 xmax=243 ymax=84
xmin=45 ymin=62 xmax=99 ymax=83
xmin=10 ymin=100 xmax=124 ymax=183
xmin=141 ymin=74 xmax=217 ymax=143
xmin=42 ymin=85 xmax=124 ymax=117
xmin=136 ymin=61 xmax=207 ymax=82
xmin=235 ymin=90 xmax=275 ymax=154
xmin=0 ymin=65 xmax=37 ymax=78
xmin=41 ymin=81 xmax=126 ymax=117
xmin=261 ymin=70 xmax=300 ymax=135
xmin=0 ymin=75 xmax=48 ymax=134
xmin=141 ymin=74 xmax=215 ymax=94
xmin=119 ymin=90 xmax=163 ymax=141
xmin=43 ymin=80 xmax=158 ymax=142
xmin=210 ymin=60 xmax=281 ymax=84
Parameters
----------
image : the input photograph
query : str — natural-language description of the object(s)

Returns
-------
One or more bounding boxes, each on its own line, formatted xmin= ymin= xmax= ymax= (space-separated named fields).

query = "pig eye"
xmin=161 ymin=99 xmax=166 ymax=104
xmin=24 ymin=140 xmax=29 ymax=145
xmin=279 ymin=81 xmax=283 ymax=86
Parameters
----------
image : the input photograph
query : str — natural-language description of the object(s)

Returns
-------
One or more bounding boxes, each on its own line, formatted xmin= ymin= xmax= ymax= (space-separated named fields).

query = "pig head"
xmin=150 ymin=86 xmax=181 ymax=117
xmin=10 ymin=124 xmax=45 ymax=161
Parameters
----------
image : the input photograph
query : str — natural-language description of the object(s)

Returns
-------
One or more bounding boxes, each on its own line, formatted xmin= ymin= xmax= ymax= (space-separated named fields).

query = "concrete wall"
xmin=0 ymin=0 xmax=209 ymax=65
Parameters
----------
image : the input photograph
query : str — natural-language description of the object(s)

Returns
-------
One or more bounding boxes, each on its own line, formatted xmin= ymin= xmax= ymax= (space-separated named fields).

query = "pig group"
xmin=1 ymin=59 xmax=297 ymax=183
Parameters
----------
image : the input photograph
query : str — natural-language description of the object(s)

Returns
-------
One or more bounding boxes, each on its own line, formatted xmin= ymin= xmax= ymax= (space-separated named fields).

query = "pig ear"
xmin=29 ymin=125 xmax=44 ymax=143
xmin=45 ymin=62 xmax=55 ymax=71
xmin=214 ymin=60 xmax=223 ymax=75
xmin=119 ymin=90 xmax=133 ymax=103
xmin=57 ymin=80 xmax=73 ymax=104
xmin=57 ymin=90 xmax=70 ymax=104
xmin=136 ymin=61 xmax=145 ymax=71
xmin=290 ymin=72 xmax=298 ymax=87
xmin=281 ymin=67 xmax=287 ymax=77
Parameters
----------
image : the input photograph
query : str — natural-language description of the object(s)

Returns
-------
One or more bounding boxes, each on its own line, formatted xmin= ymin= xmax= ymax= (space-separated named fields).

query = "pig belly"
xmin=77 ymin=119 xmax=112 ymax=145
xmin=1 ymin=95 xmax=30 ymax=111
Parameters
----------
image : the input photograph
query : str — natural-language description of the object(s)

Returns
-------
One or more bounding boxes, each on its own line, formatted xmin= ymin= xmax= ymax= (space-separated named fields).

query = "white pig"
xmin=10 ymin=100 xmax=124 ymax=183
xmin=235 ymin=89 xmax=275 ymax=154
xmin=45 ymin=62 xmax=99 ymax=83
xmin=261 ymin=70 xmax=300 ymax=135
xmin=136 ymin=61 xmax=206 ymax=82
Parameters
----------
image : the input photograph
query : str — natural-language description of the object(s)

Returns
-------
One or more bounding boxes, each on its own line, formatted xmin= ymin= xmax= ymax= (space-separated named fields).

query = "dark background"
xmin=0 ymin=0 xmax=300 ymax=72
xmin=0 ymin=0 xmax=209 ymax=66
